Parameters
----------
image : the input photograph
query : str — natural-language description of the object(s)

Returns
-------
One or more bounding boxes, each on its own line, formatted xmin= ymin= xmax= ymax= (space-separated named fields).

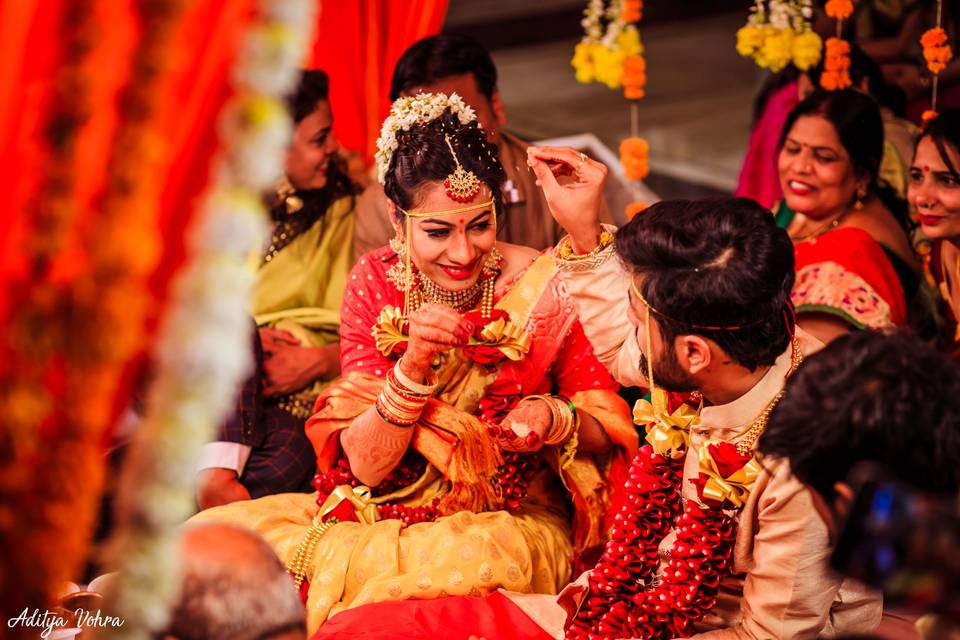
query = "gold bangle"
xmin=557 ymin=229 xmax=614 ymax=261
xmin=393 ymin=360 xmax=438 ymax=396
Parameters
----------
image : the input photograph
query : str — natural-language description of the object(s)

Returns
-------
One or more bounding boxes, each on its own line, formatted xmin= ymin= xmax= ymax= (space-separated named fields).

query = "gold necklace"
xmin=735 ymin=336 xmax=804 ymax=456
xmin=416 ymin=273 xmax=486 ymax=312
xmin=790 ymin=210 xmax=847 ymax=243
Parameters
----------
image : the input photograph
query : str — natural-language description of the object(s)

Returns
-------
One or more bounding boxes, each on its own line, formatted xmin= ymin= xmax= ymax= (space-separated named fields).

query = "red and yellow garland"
xmin=567 ymin=391 xmax=755 ymax=640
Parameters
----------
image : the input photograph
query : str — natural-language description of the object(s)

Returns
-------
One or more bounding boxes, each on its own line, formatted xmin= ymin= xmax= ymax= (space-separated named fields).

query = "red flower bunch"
xmin=477 ymin=378 xmax=523 ymax=424
xmin=463 ymin=308 xmax=511 ymax=365
xmin=820 ymin=37 xmax=852 ymax=91
xmin=690 ymin=441 xmax=754 ymax=508
xmin=921 ymin=27 xmax=953 ymax=74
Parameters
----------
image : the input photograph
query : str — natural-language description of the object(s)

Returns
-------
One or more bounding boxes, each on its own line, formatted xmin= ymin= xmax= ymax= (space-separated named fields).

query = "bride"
xmin=193 ymin=92 xmax=636 ymax=634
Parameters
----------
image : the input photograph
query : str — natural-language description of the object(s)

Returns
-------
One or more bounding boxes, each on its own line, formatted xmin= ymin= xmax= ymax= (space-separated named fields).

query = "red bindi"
xmin=923 ymin=165 xmax=930 ymax=172
xmin=458 ymin=218 xmax=464 ymax=224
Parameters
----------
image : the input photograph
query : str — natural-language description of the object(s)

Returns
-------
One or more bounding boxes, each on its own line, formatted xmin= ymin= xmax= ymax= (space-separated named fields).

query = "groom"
xmin=523 ymin=146 xmax=881 ymax=638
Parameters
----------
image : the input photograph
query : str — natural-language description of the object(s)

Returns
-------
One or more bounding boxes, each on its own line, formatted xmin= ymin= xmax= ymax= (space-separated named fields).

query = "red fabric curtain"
xmin=309 ymin=0 xmax=449 ymax=165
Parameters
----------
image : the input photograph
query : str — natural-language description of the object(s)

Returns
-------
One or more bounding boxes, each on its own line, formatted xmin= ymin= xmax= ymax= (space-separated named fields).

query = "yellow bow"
xmin=475 ymin=316 xmax=531 ymax=361
xmin=373 ymin=306 xmax=407 ymax=357
xmin=696 ymin=443 xmax=761 ymax=509
xmin=632 ymin=388 xmax=699 ymax=457
xmin=373 ymin=304 xmax=532 ymax=362
xmin=318 ymin=484 xmax=379 ymax=525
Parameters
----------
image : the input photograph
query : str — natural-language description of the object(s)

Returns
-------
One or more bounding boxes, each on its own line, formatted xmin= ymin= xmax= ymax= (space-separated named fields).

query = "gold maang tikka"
xmin=442 ymin=134 xmax=481 ymax=203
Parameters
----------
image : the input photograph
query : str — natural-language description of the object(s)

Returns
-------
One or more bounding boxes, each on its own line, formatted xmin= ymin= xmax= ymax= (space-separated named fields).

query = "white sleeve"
xmin=195 ymin=442 xmax=253 ymax=476
xmin=554 ymin=232 xmax=647 ymax=388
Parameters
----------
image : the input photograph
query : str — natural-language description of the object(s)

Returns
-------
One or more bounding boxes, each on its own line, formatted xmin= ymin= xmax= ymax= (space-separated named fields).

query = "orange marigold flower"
xmin=825 ymin=0 xmax=853 ymax=20
xmin=821 ymin=37 xmax=852 ymax=90
xmin=625 ymin=200 xmax=648 ymax=219
xmin=623 ymin=0 xmax=643 ymax=23
xmin=620 ymin=137 xmax=649 ymax=181
xmin=622 ymin=55 xmax=646 ymax=100
xmin=921 ymin=28 xmax=953 ymax=74
xmin=921 ymin=27 xmax=948 ymax=48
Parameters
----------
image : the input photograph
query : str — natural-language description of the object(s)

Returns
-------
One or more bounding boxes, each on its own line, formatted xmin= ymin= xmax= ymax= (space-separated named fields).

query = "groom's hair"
xmin=615 ymin=197 xmax=795 ymax=371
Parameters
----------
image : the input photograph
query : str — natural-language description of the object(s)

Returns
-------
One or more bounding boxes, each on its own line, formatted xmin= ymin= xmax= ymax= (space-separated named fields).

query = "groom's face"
xmin=627 ymin=277 xmax=698 ymax=393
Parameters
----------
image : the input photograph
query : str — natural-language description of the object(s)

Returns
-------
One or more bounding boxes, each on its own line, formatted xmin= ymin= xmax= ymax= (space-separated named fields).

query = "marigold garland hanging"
xmin=572 ymin=0 xmax=643 ymax=90
xmin=821 ymin=36 xmax=853 ymax=90
xmin=919 ymin=2 xmax=954 ymax=125
xmin=820 ymin=0 xmax=853 ymax=90
xmin=97 ymin=2 xmax=318 ymax=637
xmin=736 ymin=0 xmax=821 ymax=72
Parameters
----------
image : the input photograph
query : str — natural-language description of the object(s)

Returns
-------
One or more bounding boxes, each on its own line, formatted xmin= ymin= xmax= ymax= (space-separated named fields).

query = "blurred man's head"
xmin=164 ymin=524 xmax=305 ymax=640
xmin=759 ymin=332 xmax=960 ymax=536
xmin=390 ymin=34 xmax=506 ymax=141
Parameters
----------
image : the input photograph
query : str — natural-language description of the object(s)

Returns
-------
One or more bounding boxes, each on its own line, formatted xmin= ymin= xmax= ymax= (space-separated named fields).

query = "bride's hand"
xmin=494 ymin=400 xmax=552 ymax=452
xmin=526 ymin=145 xmax=607 ymax=253
xmin=401 ymin=303 xmax=472 ymax=382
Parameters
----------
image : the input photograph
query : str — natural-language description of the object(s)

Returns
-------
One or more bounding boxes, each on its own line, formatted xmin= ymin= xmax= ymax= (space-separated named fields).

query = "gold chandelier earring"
xmin=853 ymin=186 xmax=867 ymax=210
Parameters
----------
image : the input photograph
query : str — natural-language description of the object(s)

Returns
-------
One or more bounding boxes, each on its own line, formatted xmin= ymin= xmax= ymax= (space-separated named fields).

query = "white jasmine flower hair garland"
xmin=374 ymin=92 xmax=478 ymax=184
xmin=99 ymin=1 xmax=316 ymax=638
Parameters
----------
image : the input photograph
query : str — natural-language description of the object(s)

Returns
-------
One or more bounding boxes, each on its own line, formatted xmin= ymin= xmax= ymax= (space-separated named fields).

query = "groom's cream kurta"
xmin=552 ymin=240 xmax=882 ymax=639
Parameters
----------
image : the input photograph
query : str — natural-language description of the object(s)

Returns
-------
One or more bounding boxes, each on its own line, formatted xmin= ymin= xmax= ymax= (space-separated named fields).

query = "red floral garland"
xmin=568 ymin=413 xmax=742 ymax=638
xmin=313 ymin=383 xmax=538 ymax=526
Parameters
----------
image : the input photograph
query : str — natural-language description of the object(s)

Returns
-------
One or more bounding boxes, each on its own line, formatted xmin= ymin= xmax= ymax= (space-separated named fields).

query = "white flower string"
xmin=374 ymin=92 xmax=478 ymax=184
xmin=99 ymin=1 xmax=317 ymax=637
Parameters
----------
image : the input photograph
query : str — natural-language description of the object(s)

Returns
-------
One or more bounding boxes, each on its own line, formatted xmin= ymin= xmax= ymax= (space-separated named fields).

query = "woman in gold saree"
xmin=193 ymin=92 xmax=636 ymax=634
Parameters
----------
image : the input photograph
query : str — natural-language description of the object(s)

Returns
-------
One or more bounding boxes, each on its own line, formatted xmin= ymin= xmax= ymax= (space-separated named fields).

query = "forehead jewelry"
xmin=443 ymin=135 xmax=481 ymax=203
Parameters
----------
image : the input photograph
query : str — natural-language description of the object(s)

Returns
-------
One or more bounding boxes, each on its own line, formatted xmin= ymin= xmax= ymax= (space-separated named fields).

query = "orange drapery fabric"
xmin=309 ymin=0 xmax=449 ymax=165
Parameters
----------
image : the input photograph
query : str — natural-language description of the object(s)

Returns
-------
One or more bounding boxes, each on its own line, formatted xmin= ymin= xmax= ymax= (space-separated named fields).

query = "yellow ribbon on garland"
xmin=476 ymin=315 xmax=531 ymax=361
xmin=632 ymin=388 xmax=699 ymax=457
xmin=696 ymin=444 xmax=762 ymax=509
xmin=318 ymin=485 xmax=379 ymax=525
xmin=373 ymin=304 xmax=531 ymax=362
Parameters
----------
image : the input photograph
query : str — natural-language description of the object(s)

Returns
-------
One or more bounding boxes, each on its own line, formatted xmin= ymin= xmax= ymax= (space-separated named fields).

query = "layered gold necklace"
xmin=735 ymin=336 xmax=804 ymax=456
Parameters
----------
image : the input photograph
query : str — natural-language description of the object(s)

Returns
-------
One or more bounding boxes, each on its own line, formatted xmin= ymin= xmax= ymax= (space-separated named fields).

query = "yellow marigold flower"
xmin=594 ymin=44 xmax=626 ymax=89
xmin=758 ymin=28 xmax=794 ymax=72
xmin=617 ymin=27 xmax=642 ymax=56
xmin=736 ymin=25 xmax=764 ymax=57
xmin=792 ymin=31 xmax=822 ymax=71
xmin=571 ymin=42 xmax=595 ymax=84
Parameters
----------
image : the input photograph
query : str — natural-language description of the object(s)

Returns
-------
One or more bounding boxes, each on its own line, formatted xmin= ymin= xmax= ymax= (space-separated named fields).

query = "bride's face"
xmin=401 ymin=182 xmax=497 ymax=291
